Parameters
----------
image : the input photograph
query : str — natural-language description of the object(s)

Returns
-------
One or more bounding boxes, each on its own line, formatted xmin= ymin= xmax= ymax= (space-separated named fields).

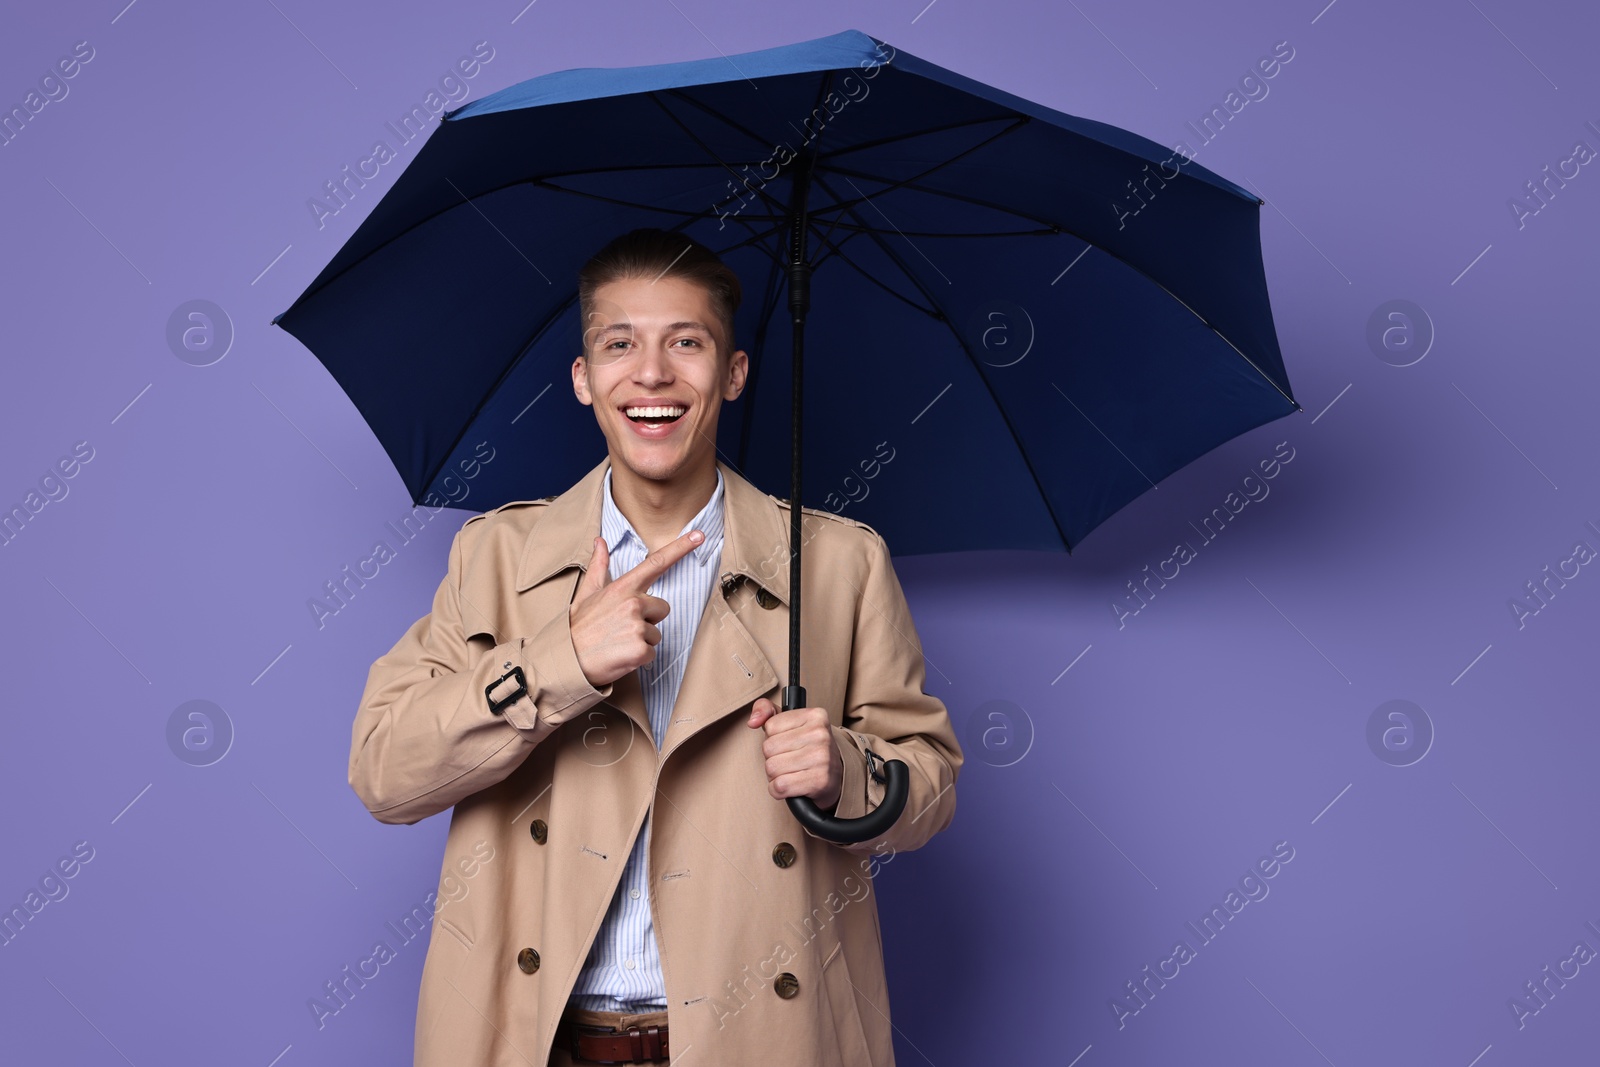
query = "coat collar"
xmin=514 ymin=455 xmax=792 ymax=605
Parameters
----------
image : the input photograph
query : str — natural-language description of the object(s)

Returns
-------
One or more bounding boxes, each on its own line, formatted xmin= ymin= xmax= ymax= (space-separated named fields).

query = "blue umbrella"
xmin=273 ymin=28 xmax=1298 ymax=842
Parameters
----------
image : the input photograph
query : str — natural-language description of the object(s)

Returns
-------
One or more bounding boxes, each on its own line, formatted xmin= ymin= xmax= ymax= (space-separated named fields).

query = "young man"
xmin=348 ymin=228 xmax=962 ymax=1066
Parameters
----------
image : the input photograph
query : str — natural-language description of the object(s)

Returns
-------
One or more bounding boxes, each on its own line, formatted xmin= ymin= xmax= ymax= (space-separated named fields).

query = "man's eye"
xmin=674 ymin=338 xmax=704 ymax=348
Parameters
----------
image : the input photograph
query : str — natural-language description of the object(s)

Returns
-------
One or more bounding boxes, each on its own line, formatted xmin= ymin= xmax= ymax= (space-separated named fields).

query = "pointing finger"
xmin=616 ymin=529 xmax=704 ymax=593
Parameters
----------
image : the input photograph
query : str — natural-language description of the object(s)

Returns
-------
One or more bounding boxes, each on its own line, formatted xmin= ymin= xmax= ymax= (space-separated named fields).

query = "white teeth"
xmin=625 ymin=405 xmax=685 ymax=418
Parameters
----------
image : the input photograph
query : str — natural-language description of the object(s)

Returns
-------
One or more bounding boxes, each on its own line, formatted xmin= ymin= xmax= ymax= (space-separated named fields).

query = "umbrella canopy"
xmin=273 ymin=27 xmax=1297 ymax=557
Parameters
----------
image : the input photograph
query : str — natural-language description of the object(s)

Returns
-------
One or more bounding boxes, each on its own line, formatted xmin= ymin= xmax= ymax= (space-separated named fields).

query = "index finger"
xmin=615 ymin=529 xmax=704 ymax=592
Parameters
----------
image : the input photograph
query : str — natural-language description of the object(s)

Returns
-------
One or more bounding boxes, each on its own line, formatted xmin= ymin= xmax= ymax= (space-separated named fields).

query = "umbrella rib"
xmin=800 ymin=195 xmax=943 ymax=317
xmin=817 ymin=167 xmax=1061 ymax=232
xmin=817 ymin=112 xmax=1026 ymax=161
xmin=660 ymin=85 xmax=807 ymax=164
xmin=809 ymin=169 xmax=1076 ymax=552
xmin=532 ymin=177 xmax=787 ymax=222
xmin=806 ymin=227 xmax=870 ymax=271
xmin=818 ymin=166 xmax=1299 ymax=409
xmin=707 ymin=217 xmax=789 ymax=258
xmin=809 ymin=116 xmax=1035 ymax=222
xmin=657 ymin=75 xmax=925 ymax=197
xmin=647 ymin=90 xmax=796 ymax=223
xmin=655 ymin=87 xmax=1019 ymax=180
xmin=1126 ymin=276 xmax=1301 ymax=411
xmin=803 ymin=222 xmax=945 ymax=319
xmin=810 ymin=223 xmax=1059 ymax=238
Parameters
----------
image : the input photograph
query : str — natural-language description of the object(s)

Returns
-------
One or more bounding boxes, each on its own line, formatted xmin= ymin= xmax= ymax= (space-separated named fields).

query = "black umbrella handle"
xmin=781 ymin=683 xmax=910 ymax=843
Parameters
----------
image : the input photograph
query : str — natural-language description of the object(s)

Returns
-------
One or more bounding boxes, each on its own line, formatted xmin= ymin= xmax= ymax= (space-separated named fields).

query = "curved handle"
xmin=786 ymin=759 xmax=909 ymax=844
xmin=780 ymin=683 xmax=910 ymax=843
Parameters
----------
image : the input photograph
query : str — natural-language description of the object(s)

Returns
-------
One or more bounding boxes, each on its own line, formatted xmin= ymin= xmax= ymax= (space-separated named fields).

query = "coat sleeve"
xmin=348 ymin=518 xmax=615 ymax=825
xmin=802 ymin=526 xmax=963 ymax=854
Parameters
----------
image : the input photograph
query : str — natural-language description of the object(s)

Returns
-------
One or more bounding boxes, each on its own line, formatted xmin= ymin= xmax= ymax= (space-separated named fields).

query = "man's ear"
xmin=572 ymin=354 xmax=592 ymax=406
xmin=724 ymin=347 xmax=749 ymax=402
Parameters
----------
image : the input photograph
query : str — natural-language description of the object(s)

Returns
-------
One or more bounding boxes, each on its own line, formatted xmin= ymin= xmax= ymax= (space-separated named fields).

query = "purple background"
xmin=3 ymin=2 xmax=1597 ymax=1064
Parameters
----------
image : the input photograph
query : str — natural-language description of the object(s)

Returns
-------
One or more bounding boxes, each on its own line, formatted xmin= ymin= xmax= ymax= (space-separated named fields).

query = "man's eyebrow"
xmin=592 ymin=321 xmax=714 ymax=336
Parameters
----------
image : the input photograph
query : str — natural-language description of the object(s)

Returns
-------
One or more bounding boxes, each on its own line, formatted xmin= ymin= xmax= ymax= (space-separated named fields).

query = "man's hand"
xmin=747 ymin=697 xmax=843 ymax=810
xmin=569 ymin=530 xmax=703 ymax=689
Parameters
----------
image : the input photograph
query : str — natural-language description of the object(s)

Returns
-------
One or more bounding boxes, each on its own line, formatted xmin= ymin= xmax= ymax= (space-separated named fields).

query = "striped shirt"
xmin=568 ymin=464 xmax=727 ymax=1012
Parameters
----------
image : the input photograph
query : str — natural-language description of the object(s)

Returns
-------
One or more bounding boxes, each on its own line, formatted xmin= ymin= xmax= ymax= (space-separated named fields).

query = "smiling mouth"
xmin=623 ymin=406 xmax=688 ymax=427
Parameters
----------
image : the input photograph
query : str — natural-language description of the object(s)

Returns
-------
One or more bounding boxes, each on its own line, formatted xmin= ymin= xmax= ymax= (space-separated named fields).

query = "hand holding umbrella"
xmin=748 ymin=697 xmax=843 ymax=811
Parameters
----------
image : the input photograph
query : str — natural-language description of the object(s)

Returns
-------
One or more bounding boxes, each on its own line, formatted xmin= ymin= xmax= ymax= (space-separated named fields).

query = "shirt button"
xmin=517 ymin=948 xmax=540 ymax=974
xmin=772 ymin=842 xmax=797 ymax=868
xmin=630 ymin=888 xmax=641 ymax=899
xmin=624 ymin=959 xmax=636 ymax=970
xmin=529 ymin=819 xmax=547 ymax=844
xmin=773 ymin=972 xmax=799 ymax=998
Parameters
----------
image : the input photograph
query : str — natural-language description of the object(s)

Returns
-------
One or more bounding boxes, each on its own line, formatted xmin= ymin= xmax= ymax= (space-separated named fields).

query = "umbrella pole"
xmin=780 ymin=152 xmax=909 ymax=844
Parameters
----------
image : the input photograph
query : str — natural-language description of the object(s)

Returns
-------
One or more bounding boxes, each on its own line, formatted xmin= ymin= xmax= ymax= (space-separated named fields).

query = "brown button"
xmin=756 ymin=587 xmax=779 ymax=609
xmin=530 ymin=819 xmax=547 ymax=844
xmin=772 ymin=841 xmax=797 ymax=868
xmin=517 ymin=948 xmax=540 ymax=974
xmin=773 ymin=972 xmax=799 ymax=998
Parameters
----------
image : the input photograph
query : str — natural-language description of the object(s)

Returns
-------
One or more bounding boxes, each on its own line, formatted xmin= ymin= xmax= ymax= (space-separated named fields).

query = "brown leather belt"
xmin=560 ymin=1006 xmax=670 ymax=1064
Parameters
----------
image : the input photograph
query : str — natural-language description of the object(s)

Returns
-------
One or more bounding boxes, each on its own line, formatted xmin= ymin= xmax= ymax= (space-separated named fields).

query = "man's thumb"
xmin=576 ymin=537 xmax=609 ymax=600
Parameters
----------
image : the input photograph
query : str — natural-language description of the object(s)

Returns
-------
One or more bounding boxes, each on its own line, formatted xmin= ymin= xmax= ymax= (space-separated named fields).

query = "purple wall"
xmin=3 ymin=2 xmax=1597 ymax=1064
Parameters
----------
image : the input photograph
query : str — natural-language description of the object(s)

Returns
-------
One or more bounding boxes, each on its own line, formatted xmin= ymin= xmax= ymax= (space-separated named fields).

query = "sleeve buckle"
xmin=486 ymin=664 xmax=528 ymax=716
xmin=865 ymin=747 xmax=888 ymax=785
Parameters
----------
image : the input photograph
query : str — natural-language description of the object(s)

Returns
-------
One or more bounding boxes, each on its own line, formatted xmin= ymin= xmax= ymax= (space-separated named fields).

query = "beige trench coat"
xmin=349 ymin=455 xmax=962 ymax=1067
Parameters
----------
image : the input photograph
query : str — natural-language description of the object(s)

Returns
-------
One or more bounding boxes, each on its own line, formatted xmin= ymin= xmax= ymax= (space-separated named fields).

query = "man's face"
xmin=572 ymin=273 xmax=747 ymax=485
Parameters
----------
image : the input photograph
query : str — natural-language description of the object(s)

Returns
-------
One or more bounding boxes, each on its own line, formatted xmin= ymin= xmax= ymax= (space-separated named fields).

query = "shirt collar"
xmin=512 ymin=456 xmax=792 ymax=607
xmin=601 ymin=465 xmax=725 ymax=567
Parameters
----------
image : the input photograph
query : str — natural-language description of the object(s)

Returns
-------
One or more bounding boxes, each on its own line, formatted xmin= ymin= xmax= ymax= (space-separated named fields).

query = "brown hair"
xmin=578 ymin=228 xmax=741 ymax=360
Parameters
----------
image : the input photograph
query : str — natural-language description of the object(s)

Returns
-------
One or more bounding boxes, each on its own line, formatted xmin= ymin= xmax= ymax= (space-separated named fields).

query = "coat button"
xmin=772 ymin=841 xmax=797 ymax=868
xmin=773 ymin=972 xmax=799 ymax=998
xmin=529 ymin=818 xmax=547 ymax=844
xmin=756 ymin=587 xmax=779 ymax=609
xmin=517 ymin=948 xmax=541 ymax=974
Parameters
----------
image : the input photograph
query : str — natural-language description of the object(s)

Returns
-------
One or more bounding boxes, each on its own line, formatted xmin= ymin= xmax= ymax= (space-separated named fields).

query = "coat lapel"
xmin=512 ymin=455 xmax=795 ymax=753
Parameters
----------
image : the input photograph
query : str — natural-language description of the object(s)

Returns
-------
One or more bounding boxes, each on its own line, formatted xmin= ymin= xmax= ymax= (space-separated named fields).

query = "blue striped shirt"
xmin=568 ymin=465 xmax=726 ymax=1012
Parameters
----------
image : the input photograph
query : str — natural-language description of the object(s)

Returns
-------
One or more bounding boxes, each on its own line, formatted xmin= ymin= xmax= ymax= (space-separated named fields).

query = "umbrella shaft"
xmin=785 ymin=152 xmax=816 ymax=709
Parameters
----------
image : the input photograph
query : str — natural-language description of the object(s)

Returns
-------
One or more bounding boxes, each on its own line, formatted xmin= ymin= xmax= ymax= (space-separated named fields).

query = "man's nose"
xmin=633 ymin=341 xmax=674 ymax=382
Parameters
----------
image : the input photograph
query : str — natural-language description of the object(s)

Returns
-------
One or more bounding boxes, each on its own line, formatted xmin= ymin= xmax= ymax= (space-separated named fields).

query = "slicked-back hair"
xmin=578 ymin=228 xmax=742 ymax=362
